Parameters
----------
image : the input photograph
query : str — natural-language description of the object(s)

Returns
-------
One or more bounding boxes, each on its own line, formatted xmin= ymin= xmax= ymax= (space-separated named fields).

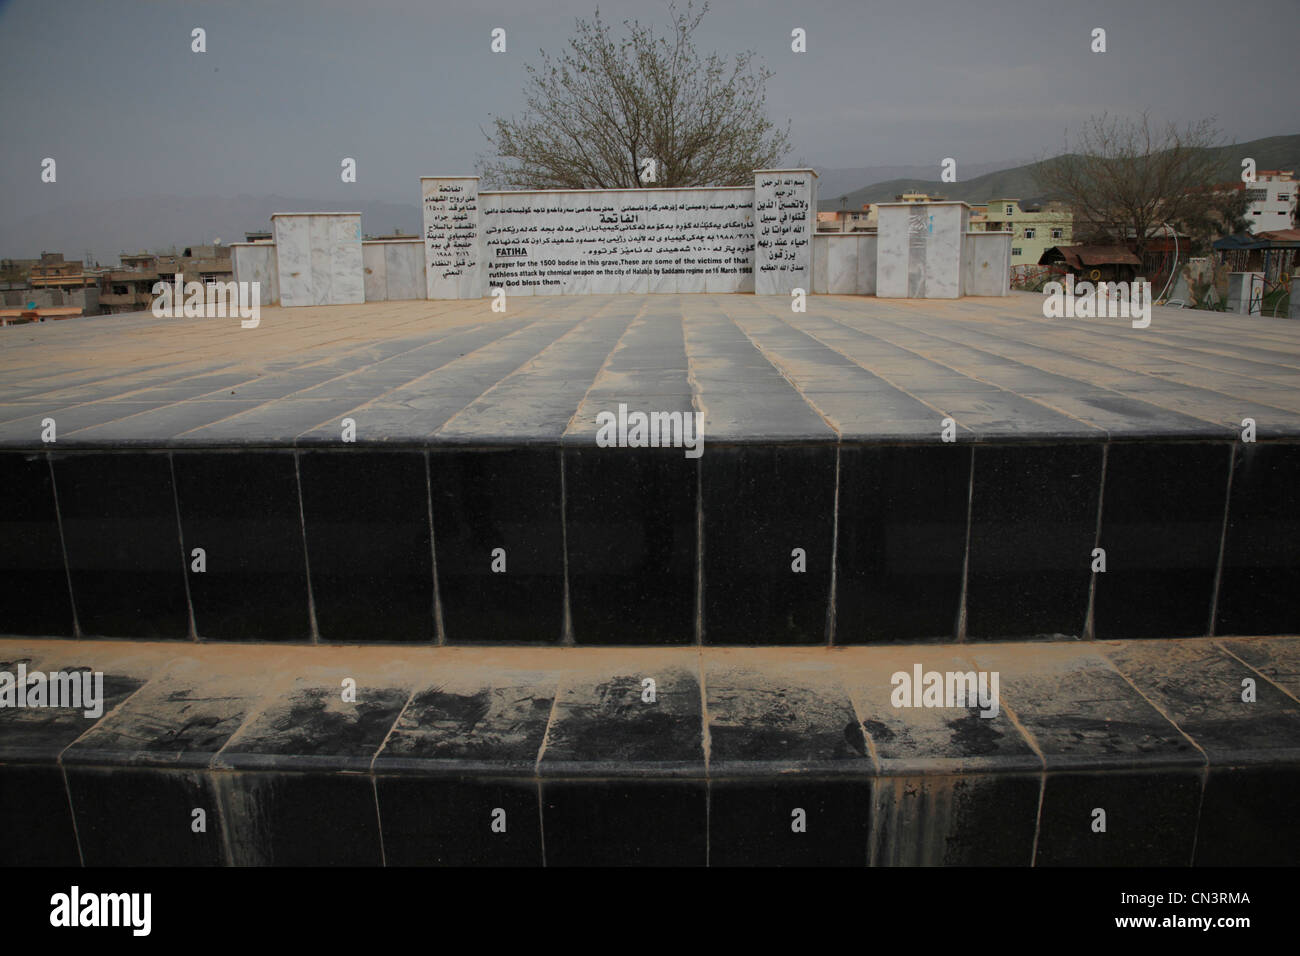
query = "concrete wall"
xmin=230 ymin=242 xmax=279 ymax=305
xmin=877 ymin=202 xmax=969 ymax=298
xmin=480 ymin=186 xmax=755 ymax=296
xmin=272 ymin=213 xmax=364 ymax=307
xmin=962 ymin=231 xmax=1012 ymax=297
xmin=1226 ymin=272 xmax=1264 ymax=315
xmin=811 ymin=234 xmax=877 ymax=295
xmin=363 ymin=240 xmax=425 ymax=302
xmin=1 ymin=286 xmax=99 ymax=313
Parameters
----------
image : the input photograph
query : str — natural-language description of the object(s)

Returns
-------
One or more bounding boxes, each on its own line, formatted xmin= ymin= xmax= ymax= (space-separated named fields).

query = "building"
xmin=817 ymin=206 xmax=876 ymax=232
xmin=99 ymin=247 xmax=234 ymax=314
xmin=1243 ymin=171 xmax=1297 ymax=233
xmin=970 ymin=198 xmax=1073 ymax=266
xmin=28 ymin=252 xmax=98 ymax=290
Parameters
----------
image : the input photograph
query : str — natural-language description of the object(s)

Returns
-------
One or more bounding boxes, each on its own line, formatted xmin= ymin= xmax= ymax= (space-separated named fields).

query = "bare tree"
xmin=478 ymin=1 xmax=791 ymax=189
xmin=1034 ymin=113 xmax=1236 ymax=260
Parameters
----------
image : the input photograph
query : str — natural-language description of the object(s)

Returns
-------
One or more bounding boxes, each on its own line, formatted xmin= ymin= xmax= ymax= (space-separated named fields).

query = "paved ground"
xmin=2 ymin=293 xmax=1299 ymax=446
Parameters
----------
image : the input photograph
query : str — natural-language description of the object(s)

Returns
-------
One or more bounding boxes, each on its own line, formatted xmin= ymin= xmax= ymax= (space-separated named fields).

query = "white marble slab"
xmin=754 ymin=169 xmax=816 ymax=295
xmin=422 ymin=177 xmax=483 ymax=299
xmin=876 ymin=202 xmax=969 ymax=298
xmin=362 ymin=241 xmax=387 ymax=302
xmin=385 ymin=241 xmax=425 ymax=301
xmin=272 ymin=213 xmax=363 ymax=307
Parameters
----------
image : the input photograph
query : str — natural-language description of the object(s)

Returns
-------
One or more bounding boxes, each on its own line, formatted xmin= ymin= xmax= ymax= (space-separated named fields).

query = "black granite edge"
xmin=870 ymin=753 xmax=1045 ymax=776
xmin=536 ymin=760 xmax=706 ymax=779
xmin=706 ymin=760 xmax=877 ymax=777
xmin=212 ymin=752 xmax=378 ymax=773
xmin=59 ymin=747 xmax=220 ymax=771
xmin=9 ymin=434 xmax=1298 ymax=453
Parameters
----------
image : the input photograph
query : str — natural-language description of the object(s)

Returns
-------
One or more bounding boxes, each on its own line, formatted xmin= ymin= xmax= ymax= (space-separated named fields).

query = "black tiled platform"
xmin=2 ymin=296 xmax=1299 ymax=645
xmin=2 ymin=637 xmax=1295 ymax=867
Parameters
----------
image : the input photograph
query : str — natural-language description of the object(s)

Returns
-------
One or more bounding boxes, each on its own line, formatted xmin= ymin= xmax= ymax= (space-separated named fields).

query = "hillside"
xmin=818 ymin=133 xmax=1300 ymax=211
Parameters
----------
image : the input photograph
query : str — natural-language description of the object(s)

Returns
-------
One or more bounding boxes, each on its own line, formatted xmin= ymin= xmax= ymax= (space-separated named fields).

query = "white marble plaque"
xmin=754 ymin=169 xmax=817 ymax=295
xmin=422 ymin=177 xmax=483 ymax=299
xmin=480 ymin=187 xmax=755 ymax=295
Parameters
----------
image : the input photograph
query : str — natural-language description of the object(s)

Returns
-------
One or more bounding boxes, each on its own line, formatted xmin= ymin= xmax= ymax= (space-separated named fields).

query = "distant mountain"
xmin=812 ymin=159 xmax=1031 ymax=204
xmin=818 ymin=134 xmax=1300 ymax=211
xmin=1 ymin=195 xmax=422 ymax=266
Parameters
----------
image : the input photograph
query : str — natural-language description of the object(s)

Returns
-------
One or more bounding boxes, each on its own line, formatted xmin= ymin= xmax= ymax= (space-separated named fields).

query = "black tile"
xmin=65 ymin=766 xmax=225 ymax=866
xmin=374 ymin=674 xmax=556 ymax=774
xmin=1194 ymin=766 xmax=1300 ymax=866
xmin=1216 ymin=442 xmax=1300 ymax=636
xmin=705 ymin=659 xmax=870 ymax=773
xmin=564 ymin=447 xmax=696 ymax=645
xmin=298 ymin=451 xmax=433 ymax=643
xmin=702 ymin=445 xmax=835 ymax=644
xmin=376 ymin=776 xmax=542 ymax=865
xmin=966 ymin=444 xmax=1102 ymax=639
xmin=0 ymin=671 xmax=146 ymax=762
xmin=973 ymin=647 xmax=1202 ymax=773
xmin=52 ymin=452 xmax=190 ymax=639
xmin=64 ymin=675 xmax=252 ymax=769
xmin=217 ymin=771 xmax=382 ymax=865
xmin=539 ymin=667 xmax=704 ymax=776
xmin=1107 ymin=640 xmax=1300 ymax=763
xmin=1034 ymin=770 xmax=1201 ymax=866
xmin=540 ymin=780 xmax=707 ymax=866
xmin=836 ymin=445 xmax=970 ymax=642
xmin=710 ymin=779 xmax=871 ymax=866
xmin=0 ymin=764 xmax=81 ymax=865
xmin=217 ymin=683 xmax=409 ymax=773
xmin=870 ymin=773 xmax=1040 ymax=866
xmin=428 ymin=447 xmax=564 ymax=643
xmin=172 ymin=452 xmax=311 ymax=641
xmin=0 ymin=452 xmax=74 ymax=636
xmin=1093 ymin=443 xmax=1230 ymax=639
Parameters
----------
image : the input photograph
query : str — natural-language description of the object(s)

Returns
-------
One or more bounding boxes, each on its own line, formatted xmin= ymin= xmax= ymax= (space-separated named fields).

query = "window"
xmin=1005 ymin=205 xmax=1014 ymax=215
xmin=1024 ymin=228 xmax=1036 ymax=239
xmin=1278 ymin=194 xmax=1291 ymax=202
xmin=1051 ymin=228 xmax=1063 ymax=239
xmin=1245 ymin=188 xmax=1268 ymax=201
xmin=1011 ymin=247 xmax=1022 ymax=256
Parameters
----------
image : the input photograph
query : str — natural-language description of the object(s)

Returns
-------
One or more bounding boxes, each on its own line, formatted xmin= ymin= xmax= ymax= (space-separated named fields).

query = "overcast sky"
xmin=2 ymin=0 xmax=1297 ymax=223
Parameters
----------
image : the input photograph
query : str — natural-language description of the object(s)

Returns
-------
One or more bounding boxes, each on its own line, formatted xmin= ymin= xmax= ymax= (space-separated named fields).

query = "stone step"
xmin=2 ymin=636 xmax=1297 ymax=866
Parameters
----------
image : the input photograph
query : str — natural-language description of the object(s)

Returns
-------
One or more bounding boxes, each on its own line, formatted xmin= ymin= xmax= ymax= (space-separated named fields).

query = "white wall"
xmin=962 ymin=231 xmax=1012 ymax=297
xmin=363 ymin=240 xmax=425 ymax=302
xmin=811 ymin=234 xmax=876 ymax=295
xmin=230 ymin=242 xmax=279 ymax=305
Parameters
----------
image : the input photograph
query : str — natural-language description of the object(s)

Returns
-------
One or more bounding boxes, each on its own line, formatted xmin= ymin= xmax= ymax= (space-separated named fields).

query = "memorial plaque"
xmin=480 ymin=187 xmax=755 ymax=295
xmin=422 ymin=176 xmax=484 ymax=299
xmin=753 ymin=169 xmax=817 ymax=295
